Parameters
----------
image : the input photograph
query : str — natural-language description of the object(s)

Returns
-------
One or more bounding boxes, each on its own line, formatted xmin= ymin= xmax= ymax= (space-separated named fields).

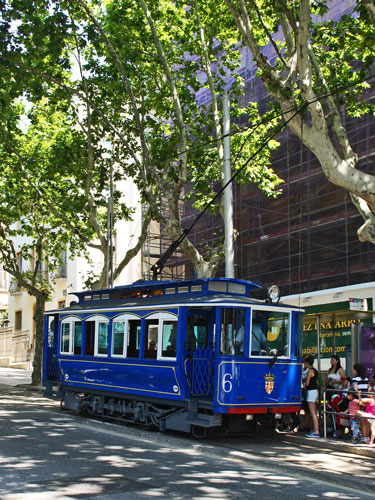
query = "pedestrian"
xmin=351 ymin=363 xmax=369 ymax=393
xmin=301 ymin=359 xmax=310 ymax=431
xmin=369 ymin=374 xmax=375 ymax=393
xmin=303 ymin=355 xmax=320 ymax=438
xmin=356 ymin=391 xmax=375 ymax=446
xmin=344 ymin=391 xmax=361 ymax=443
xmin=326 ymin=354 xmax=346 ymax=402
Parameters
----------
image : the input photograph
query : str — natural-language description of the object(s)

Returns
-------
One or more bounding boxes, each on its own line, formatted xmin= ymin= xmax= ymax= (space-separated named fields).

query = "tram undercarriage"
xmin=55 ymin=388 xmax=259 ymax=437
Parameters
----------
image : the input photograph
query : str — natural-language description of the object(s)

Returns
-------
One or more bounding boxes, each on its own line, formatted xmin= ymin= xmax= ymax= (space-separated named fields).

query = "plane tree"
xmin=0 ymin=100 xmax=92 ymax=385
xmin=1 ymin=0 xmax=283 ymax=279
xmin=224 ymin=0 xmax=375 ymax=244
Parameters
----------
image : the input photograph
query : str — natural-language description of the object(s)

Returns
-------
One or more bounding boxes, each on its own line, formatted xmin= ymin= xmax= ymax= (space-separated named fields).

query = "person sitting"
xmin=326 ymin=354 xmax=346 ymax=402
xmin=234 ymin=322 xmax=244 ymax=354
xmin=351 ymin=363 xmax=369 ymax=393
xmin=344 ymin=391 xmax=361 ymax=443
xmin=251 ymin=323 xmax=267 ymax=356
xmin=356 ymin=391 xmax=375 ymax=445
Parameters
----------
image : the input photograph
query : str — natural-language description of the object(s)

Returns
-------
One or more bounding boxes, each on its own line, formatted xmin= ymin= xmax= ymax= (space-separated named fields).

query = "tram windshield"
xmin=251 ymin=310 xmax=290 ymax=357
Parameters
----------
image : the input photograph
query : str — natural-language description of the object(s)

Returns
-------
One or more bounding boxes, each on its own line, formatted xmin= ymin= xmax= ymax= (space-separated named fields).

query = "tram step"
xmin=187 ymin=414 xmax=222 ymax=428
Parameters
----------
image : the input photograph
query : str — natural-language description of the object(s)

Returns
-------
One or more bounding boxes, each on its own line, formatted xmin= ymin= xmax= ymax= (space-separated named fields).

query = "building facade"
xmin=1 ymin=179 xmax=143 ymax=369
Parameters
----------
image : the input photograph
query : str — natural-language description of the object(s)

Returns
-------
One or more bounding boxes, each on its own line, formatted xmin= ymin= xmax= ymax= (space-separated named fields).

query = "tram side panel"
xmin=43 ymin=308 xmax=191 ymax=404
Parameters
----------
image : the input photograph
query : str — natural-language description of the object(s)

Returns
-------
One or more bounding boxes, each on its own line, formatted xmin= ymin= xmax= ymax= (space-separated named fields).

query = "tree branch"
xmin=71 ymin=0 xmax=152 ymax=177
xmin=138 ymin=0 xmax=188 ymax=187
xmin=249 ymin=0 xmax=287 ymax=67
xmin=362 ymin=0 xmax=375 ymax=28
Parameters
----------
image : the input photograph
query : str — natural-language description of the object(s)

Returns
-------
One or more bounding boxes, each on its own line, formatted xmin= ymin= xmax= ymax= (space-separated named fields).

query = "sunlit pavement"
xmin=0 ymin=379 xmax=375 ymax=499
xmin=0 ymin=367 xmax=31 ymax=386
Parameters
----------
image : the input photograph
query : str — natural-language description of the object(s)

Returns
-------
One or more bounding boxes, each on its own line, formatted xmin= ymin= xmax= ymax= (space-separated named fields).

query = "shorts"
xmin=306 ymin=389 xmax=318 ymax=403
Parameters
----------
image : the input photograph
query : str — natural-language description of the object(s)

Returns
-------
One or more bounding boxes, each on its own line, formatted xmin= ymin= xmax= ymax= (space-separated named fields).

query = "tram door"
xmin=185 ymin=309 xmax=214 ymax=398
xmin=45 ymin=314 xmax=61 ymax=381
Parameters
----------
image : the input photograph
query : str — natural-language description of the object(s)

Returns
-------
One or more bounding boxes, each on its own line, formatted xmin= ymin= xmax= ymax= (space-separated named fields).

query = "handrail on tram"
xmin=322 ymin=387 xmax=375 ymax=439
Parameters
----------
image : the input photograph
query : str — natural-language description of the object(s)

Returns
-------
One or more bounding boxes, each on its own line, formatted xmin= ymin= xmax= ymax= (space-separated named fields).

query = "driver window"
xmin=251 ymin=310 xmax=290 ymax=357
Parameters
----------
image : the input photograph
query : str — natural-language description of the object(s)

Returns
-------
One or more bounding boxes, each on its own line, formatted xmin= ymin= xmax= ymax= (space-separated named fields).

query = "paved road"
xmin=0 ymin=367 xmax=31 ymax=386
xmin=0 ymin=375 xmax=374 ymax=500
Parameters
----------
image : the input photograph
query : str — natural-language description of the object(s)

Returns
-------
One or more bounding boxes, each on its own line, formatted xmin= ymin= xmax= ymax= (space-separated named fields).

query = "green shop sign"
xmin=301 ymin=318 xmax=360 ymax=357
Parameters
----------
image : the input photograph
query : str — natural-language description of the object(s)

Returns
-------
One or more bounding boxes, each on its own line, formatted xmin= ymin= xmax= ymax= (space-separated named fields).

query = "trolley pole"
xmin=223 ymin=92 xmax=235 ymax=279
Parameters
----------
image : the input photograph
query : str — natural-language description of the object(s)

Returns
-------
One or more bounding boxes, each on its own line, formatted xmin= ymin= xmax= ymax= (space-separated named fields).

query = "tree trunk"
xmin=31 ymin=292 xmax=47 ymax=386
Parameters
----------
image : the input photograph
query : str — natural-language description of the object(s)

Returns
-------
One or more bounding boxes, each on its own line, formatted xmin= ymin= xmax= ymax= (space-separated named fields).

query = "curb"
xmin=262 ymin=429 xmax=375 ymax=459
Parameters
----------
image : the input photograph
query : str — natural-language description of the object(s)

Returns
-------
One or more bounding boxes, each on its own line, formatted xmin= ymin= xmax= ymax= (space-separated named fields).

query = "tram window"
xmin=144 ymin=319 xmax=158 ymax=359
xmin=73 ymin=322 xmax=82 ymax=355
xmin=85 ymin=321 xmax=95 ymax=356
xmin=48 ymin=317 xmax=56 ymax=348
xmin=85 ymin=316 xmax=109 ymax=357
xmin=220 ymin=308 xmax=246 ymax=355
xmin=127 ymin=320 xmax=141 ymax=358
xmin=60 ymin=318 xmax=82 ymax=355
xmin=187 ymin=314 xmax=209 ymax=350
xmin=97 ymin=321 xmax=109 ymax=356
xmin=61 ymin=322 xmax=70 ymax=353
xmin=251 ymin=310 xmax=290 ymax=357
xmin=112 ymin=321 xmax=126 ymax=356
xmin=162 ymin=321 xmax=178 ymax=358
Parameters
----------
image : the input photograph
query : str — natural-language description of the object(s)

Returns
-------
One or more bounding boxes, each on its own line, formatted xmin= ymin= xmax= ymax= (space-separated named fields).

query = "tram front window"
xmin=220 ymin=308 xmax=246 ymax=355
xmin=251 ymin=310 xmax=290 ymax=357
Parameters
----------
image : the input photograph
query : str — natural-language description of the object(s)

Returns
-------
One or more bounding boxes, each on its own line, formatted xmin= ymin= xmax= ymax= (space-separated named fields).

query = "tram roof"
xmin=70 ymin=278 xmax=261 ymax=304
xmin=46 ymin=278 xmax=303 ymax=314
xmin=50 ymin=293 xmax=301 ymax=315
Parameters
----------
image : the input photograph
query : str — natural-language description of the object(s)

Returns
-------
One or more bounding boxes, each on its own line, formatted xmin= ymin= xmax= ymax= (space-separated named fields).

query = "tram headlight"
xmin=267 ymin=285 xmax=280 ymax=302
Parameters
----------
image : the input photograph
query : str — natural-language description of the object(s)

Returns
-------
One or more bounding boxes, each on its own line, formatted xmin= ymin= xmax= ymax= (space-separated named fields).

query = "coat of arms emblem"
xmin=264 ymin=372 xmax=275 ymax=394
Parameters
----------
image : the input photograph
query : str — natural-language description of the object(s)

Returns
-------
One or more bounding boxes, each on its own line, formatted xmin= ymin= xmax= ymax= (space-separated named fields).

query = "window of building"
xmin=58 ymin=250 xmax=67 ymax=278
xmin=85 ymin=315 xmax=109 ymax=357
xmin=17 ymin=253 xmax=22 ymax=273
xmin=60 ymin=317 xmax=82 ymax=355
xmin=250 ymin=309 xmax=290 ymax=357
xmin=15 ymin=310 xmax=22 ymax=331
xmin=58 ymin=300 xmax=66 ymax=309
xmin=220 ymin=308 xmax=246 ymax=356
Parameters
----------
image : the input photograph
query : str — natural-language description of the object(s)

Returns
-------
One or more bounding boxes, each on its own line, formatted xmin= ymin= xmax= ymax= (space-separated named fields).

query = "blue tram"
xmin=43 ymin=278 xmax=303 ymax=435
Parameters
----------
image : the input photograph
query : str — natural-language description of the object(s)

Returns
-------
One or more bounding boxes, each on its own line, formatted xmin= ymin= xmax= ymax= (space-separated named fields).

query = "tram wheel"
xmin=192 ymin=425 xmax=207 ymax=439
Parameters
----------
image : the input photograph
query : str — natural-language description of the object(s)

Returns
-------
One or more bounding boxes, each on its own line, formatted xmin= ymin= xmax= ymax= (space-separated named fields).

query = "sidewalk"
xmin=264 ymin=427 xmax=375 ymax=459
